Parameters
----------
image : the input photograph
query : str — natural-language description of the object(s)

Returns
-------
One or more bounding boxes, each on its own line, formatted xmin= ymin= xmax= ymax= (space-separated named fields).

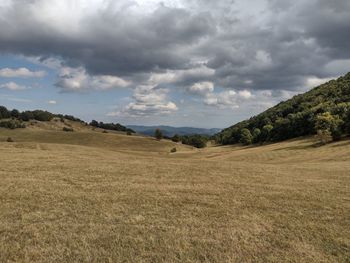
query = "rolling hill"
xmin=0 ymin=122 xmax=349 ymax=262
xmin=217 ymin=72 xmax=350 ymax=145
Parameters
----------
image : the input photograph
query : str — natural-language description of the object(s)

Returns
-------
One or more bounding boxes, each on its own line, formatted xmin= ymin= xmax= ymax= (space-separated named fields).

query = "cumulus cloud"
xmin=188 ymin=80 xmax=253 ymax=109
xmin=0 ymin=67 xmax=46 ymax=78
xmin=55 ymin=67 xmax=131 ymax=92
xmin=0 ymin=81 xmax=30 ymax=90
xmin=189 ymin=82 xmax=214 ymax=95
xmin=204 ymin=90 xmax=253 ymax=109
xmin=109 ymin=85 xmax=178 ymax=117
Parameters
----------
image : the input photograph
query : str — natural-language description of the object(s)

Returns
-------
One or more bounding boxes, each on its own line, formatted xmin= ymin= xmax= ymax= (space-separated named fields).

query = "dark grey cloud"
xmin=0 ymin=0 xmax=349 ymax=94
xmin=0 ymin=1 xmax=215 ymax=76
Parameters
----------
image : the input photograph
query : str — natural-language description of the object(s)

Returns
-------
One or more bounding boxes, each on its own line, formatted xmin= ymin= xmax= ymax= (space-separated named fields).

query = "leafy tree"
xmin=239 ymin=128 xmax=253 ymax=145
xmin=90 ymin=120 xmax=99 ymax=127
xmin=181 ymin=134 xmax=208 ymax=148
xmin=0 ymin=106 xmax=10 ymax=119
xmin=172 ymin=134 xmax=180 ymax=142
xmin=315 ymin=112 xmax=343 ymax=142
xmin=89 ymin=120 xmax=135 ymax=133
xmin=19 ymin=111 xmax=34 ymax=121
xmin=261 ymin=124 xmax=273 ymax=142
xmin=10 ymin=109 xmax=20 ymax=119
xmin=252 ymin=128 xmax=261 ymax=143
xmin=155 ymin=129 xmax=163 ymax=140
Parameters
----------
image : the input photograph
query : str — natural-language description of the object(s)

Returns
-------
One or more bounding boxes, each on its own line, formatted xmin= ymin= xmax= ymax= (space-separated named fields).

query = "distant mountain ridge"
xmin=127 ymin=125 xmax=221 ymax=137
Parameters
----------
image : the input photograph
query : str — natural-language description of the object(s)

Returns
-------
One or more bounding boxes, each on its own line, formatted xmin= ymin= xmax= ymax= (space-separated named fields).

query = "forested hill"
xmin=0 ymin=107 xmax=133 ymax=133
xmin=216 ymin=72 xmax=350 ymax=145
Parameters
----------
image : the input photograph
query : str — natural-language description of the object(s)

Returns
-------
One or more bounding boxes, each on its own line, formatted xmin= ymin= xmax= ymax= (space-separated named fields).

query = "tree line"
xmin=215 ymin=72 xmax=350 ymax=145
xmin=154 ymin=128 xmax=209 ymax=148
xmin=89 ymin=120 xmax=135 ymax=133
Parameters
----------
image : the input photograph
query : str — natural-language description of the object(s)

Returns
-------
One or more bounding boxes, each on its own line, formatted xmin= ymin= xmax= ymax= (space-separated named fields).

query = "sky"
xmin=0 ymin=0 xmax=349 ymax=128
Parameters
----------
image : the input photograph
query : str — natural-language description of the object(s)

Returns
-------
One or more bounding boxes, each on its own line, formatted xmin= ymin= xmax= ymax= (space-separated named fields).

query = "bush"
xmin=102 ymin=130 xmax=108 ymax=133
xmin=63 ymin=127 xmax=74 ymax=132
xmin=170 ymin=147 xmax=177 ymax=153
xmin=127 ymin=131 xmax=132 ymax=136
xmin=316 ymin=130 xmax=332 ymax=145
xmin=0 ymin=119 xmax=25 ymax=129
xmin=6 ymin=137 xmax=14 ymax=142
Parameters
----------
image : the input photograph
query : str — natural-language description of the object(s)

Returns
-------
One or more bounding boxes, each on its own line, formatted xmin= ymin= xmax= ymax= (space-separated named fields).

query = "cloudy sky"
xmin=0 ymin=0 xmax=349 ymax=128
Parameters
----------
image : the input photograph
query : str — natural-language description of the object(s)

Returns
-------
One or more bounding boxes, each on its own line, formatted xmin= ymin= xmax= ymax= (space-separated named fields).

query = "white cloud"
xmin=305 ymin=76 xmax=335 ymax=89
xmin=189 ymin=81 xmax=214 ymax=95
xmin=324 ymin=59 xmax=350 ymax=76
xmin=238 ymin=90 xmax=252 ymax=99
xmin=56 ymin=67 xmax=131 ymax=92
xmin=204 ymin=90 xmax=240 ymax=109
xmin=109 ymin=85 xmax=178 ymax=117
xmin=0 ymin=81 xmax=30 ymax=90
xmin=148 ymin=65 xmax=215 ymax=86
xmin=47 ymin=100 xmax=57 ymax=104
xmin=188 ymin=81 xmax=252 ymax=109
xmin=0 ymin=67 xmax=46 ymax=78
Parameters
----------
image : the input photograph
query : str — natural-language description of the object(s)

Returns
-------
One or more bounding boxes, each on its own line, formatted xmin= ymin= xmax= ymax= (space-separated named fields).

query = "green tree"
xmin=239 ymin=128 xmax=253 ymax=145
xmin=10 ymin=109 xmax=20 ymax=119
xmin=252 ymin=128 xmax=261 ymax=143
xmin=155 ymin=129 xmax=163 ymax=140
xmin=315 ymin=112 xmax=343 ymax=143
xmin=261 ymin=124 xmax=273 ymax=142
xmin=172 ymin=134 xmax=180 ymax=143
xmin=0 ymin=106 xmax=10 ymax=119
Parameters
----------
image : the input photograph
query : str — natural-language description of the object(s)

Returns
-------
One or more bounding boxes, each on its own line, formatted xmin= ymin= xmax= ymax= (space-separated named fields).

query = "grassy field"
xmin=0 ymin=124 xmax=349 ymax=262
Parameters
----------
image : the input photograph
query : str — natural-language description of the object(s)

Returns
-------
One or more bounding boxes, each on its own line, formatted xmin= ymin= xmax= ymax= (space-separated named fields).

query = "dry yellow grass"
xmin=0 ymin=126 xmax=349 ymax=262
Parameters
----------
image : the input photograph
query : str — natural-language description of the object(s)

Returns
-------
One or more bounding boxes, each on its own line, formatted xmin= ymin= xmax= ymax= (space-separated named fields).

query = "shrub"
xmin=170 ymin=147 xmax=177 ymax=153
xmin=0 ymin=119 xmax=25 ymax=129
xmin=63 ymin=127 xmax=74 ymax=132
xmin=6 ymin=137 xmax=14 ymax=142
xmin=316 ymin=130 xmax=332 ymax=145
xmin=127 ymin=131 xmax=132 ymax=136
xmin=102 ymin=130 xmax=108 ymax=133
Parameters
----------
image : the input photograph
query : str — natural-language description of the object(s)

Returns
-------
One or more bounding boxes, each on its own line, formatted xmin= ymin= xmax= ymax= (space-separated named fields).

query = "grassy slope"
xmin=0 ymin=126 xmax=349 ymax=262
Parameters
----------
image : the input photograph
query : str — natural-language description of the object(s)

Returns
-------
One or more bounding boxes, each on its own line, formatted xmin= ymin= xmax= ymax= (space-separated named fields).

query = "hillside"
xmin=0 ymin=107 xmax=134 ymax=134
xmin=217 ymin=72 xmax=350 ymax=145
xmin=127 ymin=125 xmax=221 ymax=137
xmin=0 ymin=127 xmax=349 ymax=262
xmin=0 ymin=119 xmax=191 ymax=154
